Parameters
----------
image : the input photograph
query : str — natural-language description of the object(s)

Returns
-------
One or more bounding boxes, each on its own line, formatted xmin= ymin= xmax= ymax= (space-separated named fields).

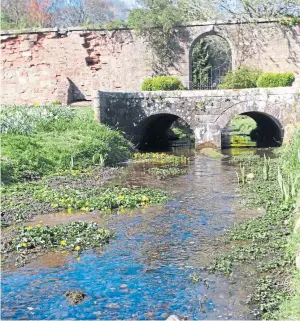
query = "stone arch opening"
xmin=190 ymin=33 xmax=232 ymax=90
xmin=221 ymin=111 xmax=284 ymax=149
xmin=136 ymin=113 xmax=195 ymax=152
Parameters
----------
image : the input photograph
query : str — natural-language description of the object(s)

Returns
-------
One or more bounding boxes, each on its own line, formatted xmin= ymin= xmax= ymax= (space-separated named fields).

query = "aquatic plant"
xmin=148 ymin=167 xmax=188 ymax=179
xmin=33 ymin=186 xmax=168 ymax=212
xmin=206 ymin=133 xmax=300 ymax=319
xmin=11 ymin=222 xmax=112 ymax=255
xmin=133 ymin=153 xmax=189 ymax=165
xmin=263 ymin=154 xmax=271 ymax=181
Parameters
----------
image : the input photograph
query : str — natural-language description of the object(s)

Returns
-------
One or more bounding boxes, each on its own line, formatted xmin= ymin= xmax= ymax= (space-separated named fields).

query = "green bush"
xmin=256 ymin=72 xmax=295 ymax=88
xmin=218 ymin=66 xmax=262 ymax=89
xmin=142 ymin=76 xmax=184 ymax=91
xmin=0 ymin=107 xmax=132 ymax=183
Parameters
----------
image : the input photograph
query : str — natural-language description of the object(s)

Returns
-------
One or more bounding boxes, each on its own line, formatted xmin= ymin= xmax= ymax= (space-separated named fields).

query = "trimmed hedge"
xmin=142 ymin=76 xmax=184 ymax=91
xmin=218 ymin=66 xmax=262 ymax=89
xmin=256 ymin=72 xmax=295 ymax=88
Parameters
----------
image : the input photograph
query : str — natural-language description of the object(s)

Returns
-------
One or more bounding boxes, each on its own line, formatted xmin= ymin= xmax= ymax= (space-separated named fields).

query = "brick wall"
xmin=1 ymin=20 xmax=300 ymax=105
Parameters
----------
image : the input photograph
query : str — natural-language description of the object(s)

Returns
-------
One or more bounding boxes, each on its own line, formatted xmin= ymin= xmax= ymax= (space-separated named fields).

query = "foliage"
xmin=33 ymin=186 xmax=168 ymax=212
xmin=0 ymin=107 xmax=132 ymax=184
xmin=218 ymin=66 xmax=262 ymax=89
xmin=148 ymin=166 xmax=188 ymax=179
xmin=192 ymin=35 xmax=232 ymax=89
xmin=207 ymin=130 xmax=300 ymax=319
xmin=127 ymin=0 xmax=185 ymax=72
xmin=142 ymin=76 xmax=184 ymax=91
xmin=280 ymin=16 xmax=300 ymax=25
xmin=256 ymin=72 xmax=295 ymax=88
xmin=230 ymin=115 xmax=257 ymax=135
xmin=11 ymin=222 xmax=112 ymax=253
xmin=0 ymin=0 xmax=127 ymax=29
xmin=249 ymin=276 xmax=289 ymax=319
xmin=0 ymin=105 xmax=74 ymax=135
xmin=133 ymin=152 xmax=189 ymax=165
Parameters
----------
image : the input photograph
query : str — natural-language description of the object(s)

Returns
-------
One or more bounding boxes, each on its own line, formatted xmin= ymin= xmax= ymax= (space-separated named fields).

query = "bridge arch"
xmin=218 ymin=108 xmax=284 ymax=148
xmin=135 ymin=113 xmax=195 ymax=151
xmin=189 ymin=30 xmax=235 ymax=89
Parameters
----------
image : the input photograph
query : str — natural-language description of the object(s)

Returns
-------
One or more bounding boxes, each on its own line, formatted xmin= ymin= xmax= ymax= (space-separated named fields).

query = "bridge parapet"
xmin=93 ymin=87 xmax=300 ymax=149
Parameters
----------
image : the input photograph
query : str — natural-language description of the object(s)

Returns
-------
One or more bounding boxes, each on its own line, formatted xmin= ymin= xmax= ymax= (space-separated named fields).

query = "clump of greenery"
xmin=280 ymin=17 xmax=300 ymax=25
xmin=218 ymin=66 xmax=262 ymax=89
xmin=142 ymin=76 xmax=184 ymax=91
xmin=33 ymin=186 xmax=168 ymax=212
xmin=133 ymin=152 xmax=189 ymax=165
xmin=1 ymin=107 xmax=132 ymax=184
xmin=256 ymin=72 xmax=295 ymax=88
xmin=11 ymin=222 xmax=112 ymax=254
xmin=206 ymin=130 xmax=300 ymax=319
xmin=148 ymin=167 xmax=188 ymax=179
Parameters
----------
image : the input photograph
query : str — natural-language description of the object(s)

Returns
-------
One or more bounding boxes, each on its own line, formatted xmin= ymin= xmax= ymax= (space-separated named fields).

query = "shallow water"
xmin=1 ymin=152 xmax=267 ymax=320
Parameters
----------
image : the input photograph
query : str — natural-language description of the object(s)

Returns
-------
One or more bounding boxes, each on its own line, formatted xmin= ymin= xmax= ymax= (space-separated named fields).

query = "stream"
xmin=1 ymin=150 xmax=271 ymax=320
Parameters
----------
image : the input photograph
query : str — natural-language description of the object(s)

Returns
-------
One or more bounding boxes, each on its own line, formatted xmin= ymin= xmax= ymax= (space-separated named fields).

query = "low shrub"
xmin=256 ymin=72 xmax=295 ymax=88
xmin=142 ymin=76 xmax=184 ymax=91
xmin=218 ymin=66 xmax=262 ymax=89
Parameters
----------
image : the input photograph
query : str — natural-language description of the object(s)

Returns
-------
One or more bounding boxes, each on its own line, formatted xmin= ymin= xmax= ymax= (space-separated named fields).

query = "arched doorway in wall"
xmin=136 ymin=113 xmax=195 ymax=152
xmin=190 ymin=34 xmax=232 ymax=90
xmin=221 ymin=112 xmax=284 ymax=149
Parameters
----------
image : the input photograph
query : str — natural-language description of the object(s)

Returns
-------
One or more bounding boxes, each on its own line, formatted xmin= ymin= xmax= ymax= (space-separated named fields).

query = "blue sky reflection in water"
xmin=1 ymin=156 xmax=251 ymax=320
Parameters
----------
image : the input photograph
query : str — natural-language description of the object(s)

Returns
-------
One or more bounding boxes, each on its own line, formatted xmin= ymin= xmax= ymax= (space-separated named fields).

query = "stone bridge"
xmin=93 ymin=86 xmax=300 ymax=150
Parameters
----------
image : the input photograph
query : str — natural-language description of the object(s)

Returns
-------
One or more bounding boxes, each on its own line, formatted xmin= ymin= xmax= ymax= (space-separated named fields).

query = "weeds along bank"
xmin=206 ymin=129 xmax=300 ymax=319
xmin=0 ymin=107 xmax=191 ymax=268
xmin=0 ymin=106 xmax=132 ymax=184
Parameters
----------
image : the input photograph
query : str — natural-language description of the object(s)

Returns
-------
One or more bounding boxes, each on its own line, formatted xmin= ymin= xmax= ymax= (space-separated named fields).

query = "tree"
xmin=128 ymin=0 xmax=186 ymax=73
xmin=185 ymin=0 xmax=300 ymax=20
xmin=26 ymin=0 xmax=55 ymax=27
xmin=55 ymin=0 xmax=127 ymax=27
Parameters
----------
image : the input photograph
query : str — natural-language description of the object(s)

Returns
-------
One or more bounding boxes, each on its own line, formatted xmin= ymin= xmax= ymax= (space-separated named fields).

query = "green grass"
xmin=1 ymin=106 xmax=132 ymax=184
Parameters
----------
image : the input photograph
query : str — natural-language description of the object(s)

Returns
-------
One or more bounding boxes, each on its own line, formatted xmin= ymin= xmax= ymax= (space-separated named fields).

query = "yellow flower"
xmin=22 ymin=242 xmax=27 ymax=247
xmin=36 ymin=224 xmax=41 ymax=228
xmin=98 ymin=228 xmax=104 ymax=233
xmin=67 ymin=208 xmax=72 ymax=214
xmin=33 ymin=102 xmax=39 ymax=108
xmin=60 ymin=240 xmax=66 ymax=246
xmin=26 ymin=226 xmax=33 ymax=230
xmin=75 ymin=246 xmax=81 ymax=251
xmin=77 ymin=257 xmax=81 ymax=262
xmin=141 ymin=196 xmax=149 ymax=202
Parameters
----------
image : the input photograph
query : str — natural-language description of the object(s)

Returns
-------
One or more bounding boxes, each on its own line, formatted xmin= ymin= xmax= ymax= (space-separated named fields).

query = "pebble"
xmin=106 ymin=303 xmax=120 ymax=309
xmin=120 ymin=284 xmax=128 ymax=289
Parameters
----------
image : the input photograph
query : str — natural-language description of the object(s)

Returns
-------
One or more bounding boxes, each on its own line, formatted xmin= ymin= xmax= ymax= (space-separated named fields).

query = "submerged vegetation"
xmin=207 ymin=129 xmax=300 ymax=319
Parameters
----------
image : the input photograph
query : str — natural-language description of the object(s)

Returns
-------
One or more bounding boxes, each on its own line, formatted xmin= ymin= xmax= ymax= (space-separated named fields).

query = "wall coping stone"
xmin=0 ymin=18 xmax=281 ymax=36
xmin=97 ymin=87 xmax=299 ymax=100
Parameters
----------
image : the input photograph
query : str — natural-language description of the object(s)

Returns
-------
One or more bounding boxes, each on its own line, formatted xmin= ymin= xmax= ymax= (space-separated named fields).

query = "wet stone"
xmin=64 ymin=290 xmax=86 ymax=305
xmin=106 ymin=303 xmax=120 ymax=309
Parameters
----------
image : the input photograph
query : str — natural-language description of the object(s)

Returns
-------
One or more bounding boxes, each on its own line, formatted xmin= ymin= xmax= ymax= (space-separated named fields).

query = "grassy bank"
xmin=1 ymin=106 xmax=171 ymax=268
xmin=1 ymin=106 xmax=132 ymax=184
xmin=207 ymin=130 xmax=300 ymax=319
